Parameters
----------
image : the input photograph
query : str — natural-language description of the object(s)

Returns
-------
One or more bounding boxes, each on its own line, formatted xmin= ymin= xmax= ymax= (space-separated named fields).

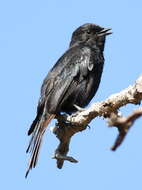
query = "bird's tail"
xmin=25 ymin=104 xmax=55 ymax=178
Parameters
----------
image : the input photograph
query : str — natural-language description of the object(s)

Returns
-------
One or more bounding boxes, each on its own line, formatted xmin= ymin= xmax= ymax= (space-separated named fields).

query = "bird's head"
xmin=70 ymin=23 xmax=112 ymax=51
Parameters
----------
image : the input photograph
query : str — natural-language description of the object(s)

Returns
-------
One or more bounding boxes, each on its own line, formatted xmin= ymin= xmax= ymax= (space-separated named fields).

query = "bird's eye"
xmin=87 ymin=30 xmax=91 ymax=34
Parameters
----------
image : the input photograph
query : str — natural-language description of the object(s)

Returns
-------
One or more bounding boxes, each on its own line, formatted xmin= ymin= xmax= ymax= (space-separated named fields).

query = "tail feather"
xmin=26 ymin=123 xmax=41 ymax=153
xmin=27 ymin=117 xmax=40 ymax=136
xmin=26 ymin=112 xmax=55 ymax=178
xmin=27 ymin=104 xmax=44 ymax=136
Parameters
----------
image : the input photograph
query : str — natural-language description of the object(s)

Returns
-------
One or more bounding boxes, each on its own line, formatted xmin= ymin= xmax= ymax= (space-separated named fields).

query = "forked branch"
xmin=51 ymin=75 xmax=142 ymax=168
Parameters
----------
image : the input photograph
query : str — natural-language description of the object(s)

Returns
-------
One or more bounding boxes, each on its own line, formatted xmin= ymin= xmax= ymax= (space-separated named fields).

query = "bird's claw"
xmin=73 ymin=104 xmax=85 ymax=112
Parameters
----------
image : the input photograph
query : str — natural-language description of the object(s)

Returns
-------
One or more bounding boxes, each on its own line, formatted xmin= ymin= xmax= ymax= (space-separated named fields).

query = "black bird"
xmin=26 ymin=23 xmax=111 ymax=177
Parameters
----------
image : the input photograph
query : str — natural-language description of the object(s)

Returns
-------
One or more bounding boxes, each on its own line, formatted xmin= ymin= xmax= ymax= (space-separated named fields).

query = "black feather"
xmin=26 ymin=23 xmax=111 ymax=177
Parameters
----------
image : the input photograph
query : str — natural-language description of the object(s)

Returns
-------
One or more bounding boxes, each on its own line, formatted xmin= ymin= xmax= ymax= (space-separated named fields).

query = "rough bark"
xmin=51 ymin=75 xmax=142 ymax=168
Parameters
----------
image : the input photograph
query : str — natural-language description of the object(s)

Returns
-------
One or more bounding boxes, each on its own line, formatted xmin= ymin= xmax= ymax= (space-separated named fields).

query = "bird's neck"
xmin=69 ymin=40 xmax=105 ymax=52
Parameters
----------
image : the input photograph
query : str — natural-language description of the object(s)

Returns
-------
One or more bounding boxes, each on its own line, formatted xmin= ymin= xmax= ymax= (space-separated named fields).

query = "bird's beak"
xmin=98 ymin=28 xmax=112 ymax=37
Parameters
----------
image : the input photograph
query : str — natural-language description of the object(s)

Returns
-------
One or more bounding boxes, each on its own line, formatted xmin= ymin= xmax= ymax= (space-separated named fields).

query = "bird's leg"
xmin=70 ymin=104 xmax=86 ymax=117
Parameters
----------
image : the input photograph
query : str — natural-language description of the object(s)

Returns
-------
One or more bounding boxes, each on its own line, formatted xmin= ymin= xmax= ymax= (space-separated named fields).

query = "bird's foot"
xmin=73 ymin=104 xmax=85 ymax=112
xmin=71 ymin=104 xmax=86 ymax=117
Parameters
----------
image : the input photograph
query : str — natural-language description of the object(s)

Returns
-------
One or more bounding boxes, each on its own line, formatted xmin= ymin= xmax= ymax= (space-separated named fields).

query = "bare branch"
xmin=52 ymin=75 xmax=142 ymax=168
xmin=107 ymin=107 xmax=142 ymax=150
xmin=65 ymin=74 xmax=142 ymax=125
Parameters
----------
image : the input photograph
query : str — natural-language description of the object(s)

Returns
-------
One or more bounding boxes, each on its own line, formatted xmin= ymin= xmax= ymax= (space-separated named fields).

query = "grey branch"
xmin=107 ymin=108 xmax=142 ymax=150
xmin=52 ymin=75 xmax=142 ymax=168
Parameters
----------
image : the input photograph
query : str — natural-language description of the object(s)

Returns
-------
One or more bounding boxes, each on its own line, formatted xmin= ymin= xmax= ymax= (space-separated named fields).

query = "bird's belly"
xmin=61 ymin=72 xmax=102 ymax=113
xmin=76 ymin=75 xmax=100 ymax=106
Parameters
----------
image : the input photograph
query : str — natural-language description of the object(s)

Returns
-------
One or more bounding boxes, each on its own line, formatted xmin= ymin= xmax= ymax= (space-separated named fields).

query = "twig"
xmin=108 ymin=108 xmax=142 ymax=150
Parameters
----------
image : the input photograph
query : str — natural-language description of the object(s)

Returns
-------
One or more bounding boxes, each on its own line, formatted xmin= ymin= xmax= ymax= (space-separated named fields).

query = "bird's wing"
xmin=26 ymin=46 xmax=94 ymax=177
xmin=28 ymin=46 xmax=93 ymax=135
xmin=40 ymin=45 xmax=94 ymax=113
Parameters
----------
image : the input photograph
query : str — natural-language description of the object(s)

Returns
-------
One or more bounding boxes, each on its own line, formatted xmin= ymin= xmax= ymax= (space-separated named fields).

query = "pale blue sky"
xmin=1 ymin=0 xmax=142 ymax=189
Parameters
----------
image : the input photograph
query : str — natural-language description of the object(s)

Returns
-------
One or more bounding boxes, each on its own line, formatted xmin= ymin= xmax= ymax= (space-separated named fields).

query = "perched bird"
xmin=26 ymin=23 xmax=111 ymax=177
